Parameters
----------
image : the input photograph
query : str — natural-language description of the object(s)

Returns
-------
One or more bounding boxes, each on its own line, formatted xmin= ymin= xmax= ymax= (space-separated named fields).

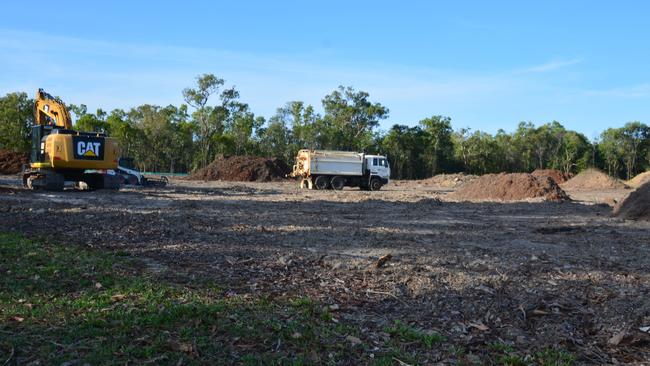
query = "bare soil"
xmin=614 ymin=182 xmax=650 ymax=221
xmin=2 ymin=176 xmax=649 ymax=364
xmin=532 ymin=169 xmax=572 ymax=184
xmin=627 ymin=171 xmax=650 ymax=188
xmin=451 ymin=173 xmax=570 ymax=202
xmin=562 ymin=169 xmax=629 ymax=190
xmin=0 ymin=149 xmax=28 ymax=174
xmin=408 ymin=173 xmax=478 ymax=189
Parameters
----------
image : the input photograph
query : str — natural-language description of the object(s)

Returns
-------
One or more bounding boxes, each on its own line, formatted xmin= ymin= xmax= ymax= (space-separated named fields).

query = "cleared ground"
xmin=2 ymin=176 xmax=649 ymax=364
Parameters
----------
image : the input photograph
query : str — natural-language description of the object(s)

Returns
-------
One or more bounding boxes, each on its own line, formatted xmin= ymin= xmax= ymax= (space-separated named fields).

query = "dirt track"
xmin=3 ymin=176 xmax=650 ymax=364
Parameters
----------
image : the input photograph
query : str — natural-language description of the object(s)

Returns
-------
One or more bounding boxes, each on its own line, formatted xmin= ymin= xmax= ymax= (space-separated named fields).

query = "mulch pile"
xmin=188 ymin=155 xmax=291 ymax=182
xmin=614 ymin=181 xmax=650 ymax=221
xmin=452 ymin=173 xmax=570 ymax=201
xmin=626 ymin=171 xmax=650 ymax=188
xmin=531 ymin=169 xmax=572 ymax=184
xmin=0 ymin=149 xmax=29 ymax=174
xmin=561 ymin=168 xmax=628 ymax=190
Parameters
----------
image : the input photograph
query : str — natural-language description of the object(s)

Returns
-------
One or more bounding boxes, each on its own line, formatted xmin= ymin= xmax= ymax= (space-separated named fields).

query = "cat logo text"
xmin=72 ymin=136 xmax=104 ymax=160
xmin=77 ymin=141 xmax=101 ymax=157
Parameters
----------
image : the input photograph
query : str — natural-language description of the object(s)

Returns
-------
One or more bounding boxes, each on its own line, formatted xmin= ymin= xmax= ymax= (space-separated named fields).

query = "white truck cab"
xmin=364 ymin=155 xmax=391 ymax=185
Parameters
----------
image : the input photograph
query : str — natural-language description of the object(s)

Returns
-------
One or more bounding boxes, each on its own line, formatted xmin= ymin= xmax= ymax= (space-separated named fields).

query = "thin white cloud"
xmin=519 ymin=59 xmax=581 ymax=73
xmin=583 ymin=84 xmax=650 ymax=98
xmin=0 ymin=29 xmax=528 ymax=110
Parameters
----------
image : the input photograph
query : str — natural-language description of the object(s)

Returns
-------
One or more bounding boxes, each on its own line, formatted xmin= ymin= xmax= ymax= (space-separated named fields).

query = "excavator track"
xmin=22 ymin=169 xmax=64 ymax=191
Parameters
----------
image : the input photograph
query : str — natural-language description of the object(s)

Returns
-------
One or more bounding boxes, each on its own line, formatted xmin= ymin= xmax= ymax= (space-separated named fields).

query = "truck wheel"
xmin=370 ymin=178 xmax=382 ymax=191
xmin=314 ymin=176 xmax=329 ymax=190
xmin=330 ymin=176 xmax=345 ymax=190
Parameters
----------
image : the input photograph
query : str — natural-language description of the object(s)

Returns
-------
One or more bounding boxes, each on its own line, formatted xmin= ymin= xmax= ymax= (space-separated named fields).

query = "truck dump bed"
xmin=293 ymin=150 xmax=364 ymax=177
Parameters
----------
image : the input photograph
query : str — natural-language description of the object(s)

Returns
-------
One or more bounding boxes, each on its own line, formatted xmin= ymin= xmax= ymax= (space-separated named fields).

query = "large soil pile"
xmin=452 ymin=173 xmax=569 ymax=201
xmin=614 ymin=182 xmax=650 ymax=220
xmin=189 ymin=155 xmax=290 ymax=182
xmin=419 ymin=173 xmax=478 ymax=188
xmin=0 ymin=149 xmax=29 ymax=174
xmin=531 ymin=169 xmax=571 ymax=184
xmin=561 ymin=168 xmax=628 ymax=190
xmin=626 ymin=171 xmax=650 ymax=188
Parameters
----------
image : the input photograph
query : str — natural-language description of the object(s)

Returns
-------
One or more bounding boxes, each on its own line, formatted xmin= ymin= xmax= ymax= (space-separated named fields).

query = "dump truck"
xmin=291 ymin=149 xmax=390 ymax=190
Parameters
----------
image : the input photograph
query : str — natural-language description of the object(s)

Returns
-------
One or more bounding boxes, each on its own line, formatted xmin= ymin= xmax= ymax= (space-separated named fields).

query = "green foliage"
xmin=3 ymin=78 xmax=649 ymax=178
xmin=381 ymin=125 xmax=429 ymax=179
xmin=258 ymin=111 xmax=294 ymax=161
xmin=420 ymin=115 xmax=454 ymax=175
xmin=183 ymin=74 xmax=244 ymax=168
xmin=0 ymin=92 xmax=32 ymax=151
xmin=125 ymin=104 xmax=193 ymax=172
xmin=71 ymin=104 xmax=110 ymax=133
xmin=321 ymin=86 xmax=389 ymax=151
xmin=453 ymin=128 xmax=500 ymax=174
xmin=599 ymin=122 xmax=649 ymax=179
xmin=448 ymin=121 xmax=595 ymax=176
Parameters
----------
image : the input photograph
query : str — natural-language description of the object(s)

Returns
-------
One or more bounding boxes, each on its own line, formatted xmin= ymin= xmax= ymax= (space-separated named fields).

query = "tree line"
xmin=1 ymin=73 xmax=649 ymax=180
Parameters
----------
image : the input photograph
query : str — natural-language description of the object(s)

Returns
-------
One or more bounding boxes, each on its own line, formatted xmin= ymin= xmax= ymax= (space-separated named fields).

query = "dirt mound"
xmin=0 ymin=149 xmax=29 ymax=174
xmin=561 ymin=168 xmax=628 ymax=190
xmin=420 ymin=173 xmax=478 ymax=188
xmin=614 ymin=182 xmax=650 ymax=220
xmin=531 ymin=169 xmax=572 ymax=184
xmin=188 ymin=155 xmax=290 ymax=182
xmin=626 ymin=171 xmax=650 ymax=188
xmin=452 ymin=173 xmax=569 ymax=202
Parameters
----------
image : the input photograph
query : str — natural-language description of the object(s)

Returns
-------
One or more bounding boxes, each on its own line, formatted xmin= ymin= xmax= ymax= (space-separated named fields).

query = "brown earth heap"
xmin=0 ymin=149 xmax=29 ymax=174
xmin=189 ymin=155 xmax=290 ymax=182
xmin=419 ymin=173 xmax=478 ymax=188
xmin=531 ymin=169 xmax=571 ymax=184
xmin=614 ymin=181 xmax=650 ymax=220
xmin=626 ymin=171 xmax=650 ymax=188
xmin=561 ymin=168 xmax=628 ymax=190
xmin=452 ymin=173 xmax=570 ymax=201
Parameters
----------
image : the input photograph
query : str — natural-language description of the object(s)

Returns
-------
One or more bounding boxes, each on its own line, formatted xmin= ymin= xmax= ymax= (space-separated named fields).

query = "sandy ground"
xmin=2 ymin=175 xmax=649 ymax=364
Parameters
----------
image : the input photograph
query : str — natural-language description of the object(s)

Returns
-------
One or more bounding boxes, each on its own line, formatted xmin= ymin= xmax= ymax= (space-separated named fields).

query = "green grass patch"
xmin=0 ymin=233 xmax=366 ymax=365
xmin=485 ymin=341 xmax=576 ymax=366
xmin=385 ymin=320 xmax=446 ymax=348
xmin=0 ymin=232 xmax=575 ymax=365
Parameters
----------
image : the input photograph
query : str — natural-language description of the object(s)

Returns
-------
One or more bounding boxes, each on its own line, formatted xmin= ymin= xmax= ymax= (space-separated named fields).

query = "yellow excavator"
xmin=22 ymin=89 xmax=121 ymax=191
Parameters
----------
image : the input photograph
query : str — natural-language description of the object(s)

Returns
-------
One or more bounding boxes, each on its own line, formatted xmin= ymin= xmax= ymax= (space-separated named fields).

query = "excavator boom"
xmin=34 ymin=88 xmax=73 ymax=129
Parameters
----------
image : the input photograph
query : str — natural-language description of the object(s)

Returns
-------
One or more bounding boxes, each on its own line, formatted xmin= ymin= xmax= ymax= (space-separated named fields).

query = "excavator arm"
xmin=34 ymin=88 xmax=73 ymax=129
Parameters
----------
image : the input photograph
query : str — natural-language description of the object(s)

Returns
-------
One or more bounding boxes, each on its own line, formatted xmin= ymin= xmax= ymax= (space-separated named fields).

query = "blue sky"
xmin=1 ymin=1 xmax=649 ymax=139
